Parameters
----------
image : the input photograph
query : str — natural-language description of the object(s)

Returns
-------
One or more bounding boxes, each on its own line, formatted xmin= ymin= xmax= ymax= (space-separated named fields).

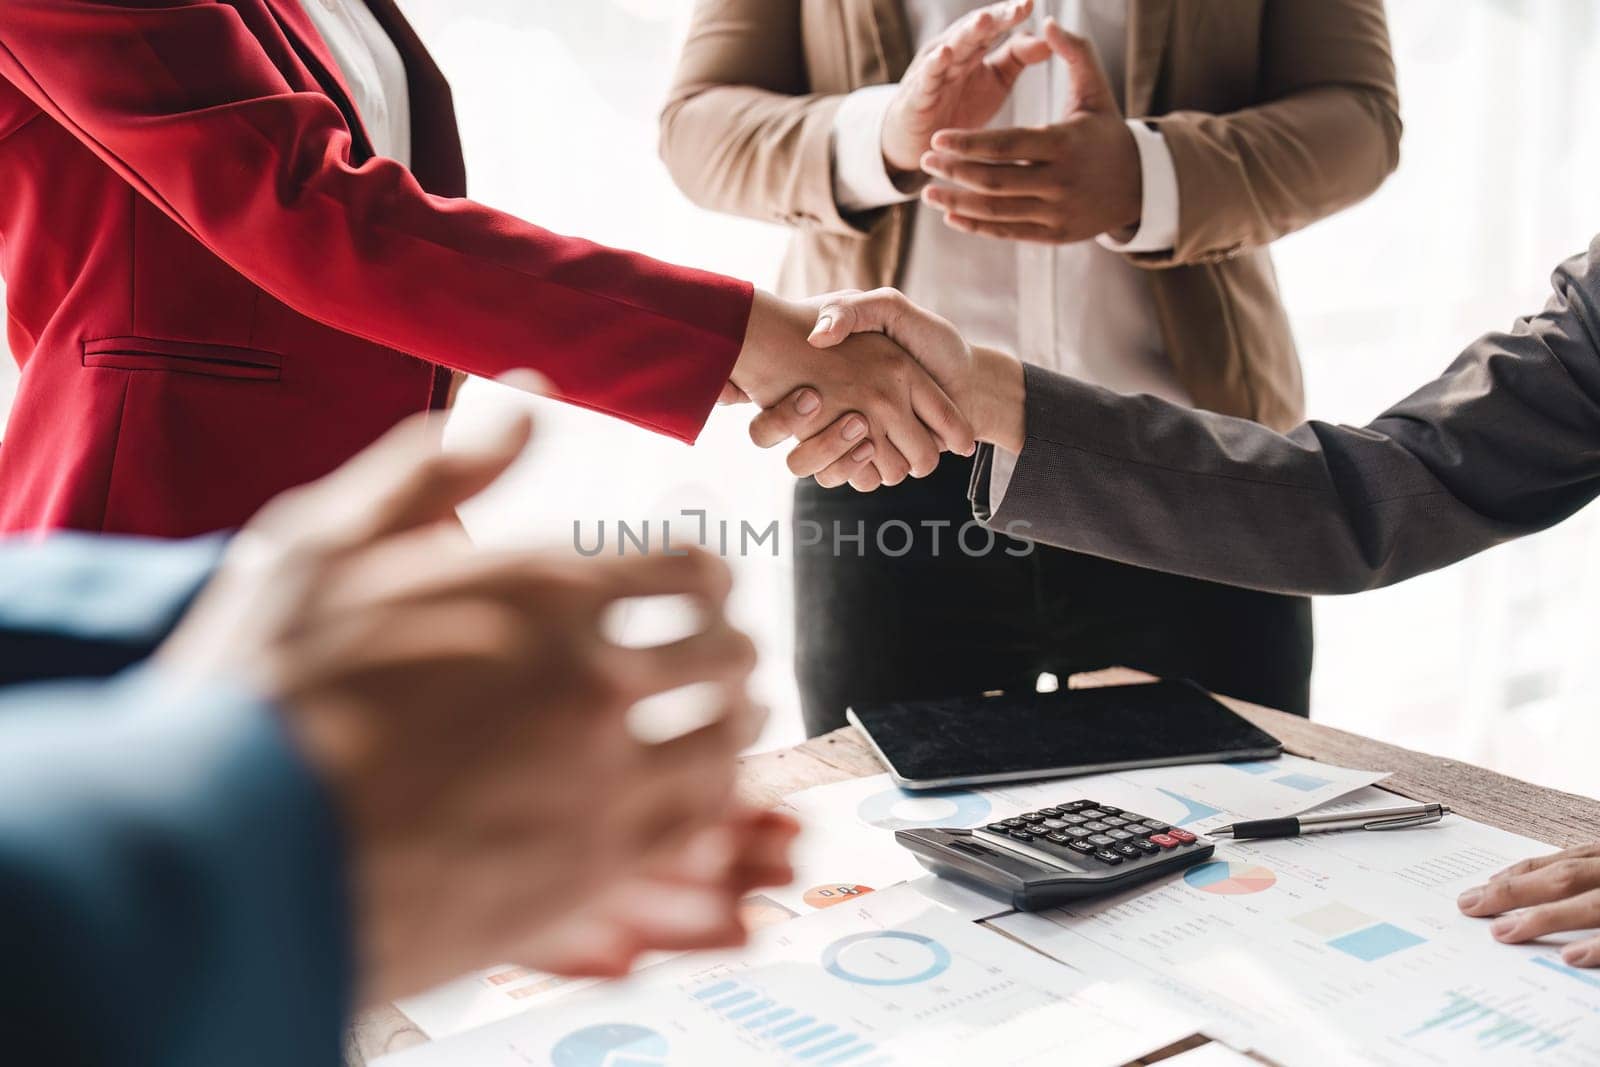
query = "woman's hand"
xmin=1458 ymin=844 xmax=1600 ymax=966
xmin=747 ymin=289 xmax=1025 ymax=492
xmin=731 ymin=290 xmax=974 ymax=489
xmin=880 ymin=0 xmax=1050 ymax=181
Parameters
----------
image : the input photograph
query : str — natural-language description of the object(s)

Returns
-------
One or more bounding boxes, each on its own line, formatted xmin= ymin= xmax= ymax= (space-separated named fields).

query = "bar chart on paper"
xmin=689 ymin=973 xmax=894 ymax=1066
xmin=1408 ymin=990 xmax=1571 ymax=1055
xmin=677 ymin=928 xmax=956 ymax=1064
xmin=378 ymin=884 xmax=1201 ymax=1067
xmin=1370 ymin=966 xmax=1600 ymax=1065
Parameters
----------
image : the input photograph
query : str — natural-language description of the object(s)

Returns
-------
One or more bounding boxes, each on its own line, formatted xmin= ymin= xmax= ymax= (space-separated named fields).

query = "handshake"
xmin=728 ymin=289 xmax=1027 ymax=490
xmin=723 ymin=0 xmax=1142 ymax=485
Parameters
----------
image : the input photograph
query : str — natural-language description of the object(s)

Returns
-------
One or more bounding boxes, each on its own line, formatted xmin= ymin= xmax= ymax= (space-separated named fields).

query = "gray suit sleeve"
xmin=972 ymin=238 xmax=1600 ymax=596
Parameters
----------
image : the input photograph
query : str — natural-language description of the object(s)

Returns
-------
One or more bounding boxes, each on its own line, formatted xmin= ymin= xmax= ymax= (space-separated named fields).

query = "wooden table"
xmin=350 ymin=669 xmax=1600 ymax=1065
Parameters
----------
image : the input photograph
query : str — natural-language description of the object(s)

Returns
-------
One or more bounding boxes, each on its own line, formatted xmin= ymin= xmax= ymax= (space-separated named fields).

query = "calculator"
xmin=895 ymin=799 xmax=1216 ymax=910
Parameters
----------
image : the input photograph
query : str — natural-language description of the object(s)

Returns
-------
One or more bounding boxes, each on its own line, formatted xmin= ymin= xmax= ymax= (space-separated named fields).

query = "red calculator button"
xmin=1168 ymin=829 xmax=1197 ymax=844
xmin=1149 ymin=833 xmax=1179 ymax=849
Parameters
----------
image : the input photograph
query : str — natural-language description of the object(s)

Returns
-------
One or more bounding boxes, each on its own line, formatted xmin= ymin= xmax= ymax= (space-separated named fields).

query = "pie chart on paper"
xmin=550 ymin=1023 xmax=668 ymax=1067
xmin=1184 ymin=861 xmax=1277 ymax=896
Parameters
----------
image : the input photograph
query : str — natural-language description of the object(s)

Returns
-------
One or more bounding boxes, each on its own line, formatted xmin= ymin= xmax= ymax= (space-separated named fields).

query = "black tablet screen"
xmin=849 ymin=681 xmax=1283 ymax=787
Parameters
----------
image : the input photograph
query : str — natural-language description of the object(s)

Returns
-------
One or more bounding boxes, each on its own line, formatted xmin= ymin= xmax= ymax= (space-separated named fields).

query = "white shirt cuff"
xmin=831 ymin=84 xmax=921 ymax=214
xmin=988 ymin=446 xmax=1020 ymax=513
xmin=1097 ymin=120 xmax=1180 ymax=254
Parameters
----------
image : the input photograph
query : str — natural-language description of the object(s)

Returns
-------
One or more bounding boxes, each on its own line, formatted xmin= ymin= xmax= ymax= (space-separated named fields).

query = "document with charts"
xmin=772 ymin=755 xmax=1385 ymax=916
xmin=376 ymin=882 xmax=1201 ymax=1067
xmin=392 ymin=879 xmax=992 ymax=1039
xmin=993 ymin=787 xmax=1600 ymax=1065
xmin=395 ymin=965 xmax=595 ymax=1039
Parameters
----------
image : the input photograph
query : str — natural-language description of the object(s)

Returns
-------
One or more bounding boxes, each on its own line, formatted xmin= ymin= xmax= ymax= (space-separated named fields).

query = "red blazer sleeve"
xmin=0 ymin=0 xmax=753 ymax=443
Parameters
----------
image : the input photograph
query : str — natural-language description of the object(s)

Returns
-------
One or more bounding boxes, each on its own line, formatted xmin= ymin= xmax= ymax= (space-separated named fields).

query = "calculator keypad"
xmin=899 ymin=798 xmax=1217 ymax=912
xmin=979 ymin=799 xmax=1210 ymax=870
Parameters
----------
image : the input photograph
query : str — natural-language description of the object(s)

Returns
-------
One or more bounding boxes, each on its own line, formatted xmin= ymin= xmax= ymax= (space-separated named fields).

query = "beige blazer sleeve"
xmin=660 ymin=0 xmax=864 ymax=240
xmin=1140 ymin=0 xmax=1402 ymax=268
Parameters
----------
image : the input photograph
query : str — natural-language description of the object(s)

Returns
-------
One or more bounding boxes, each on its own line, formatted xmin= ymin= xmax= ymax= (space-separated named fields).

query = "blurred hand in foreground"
xmin=523 ymin=809 xmax=800 ymax=978
xmin=158 ymin=413 xmax=791 ymax=1001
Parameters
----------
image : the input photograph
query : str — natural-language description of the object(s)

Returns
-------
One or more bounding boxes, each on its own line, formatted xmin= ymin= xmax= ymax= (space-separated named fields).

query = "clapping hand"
xmin=1459 ymin=844 xmax=1600 ymax=967
xmin=880 ymin=0 xmax=1051 ymax=183
xmin=920 ymin=19 xmax=1143 ymax=245
xmin=719 ymin=3 xmax=1054 ymax=485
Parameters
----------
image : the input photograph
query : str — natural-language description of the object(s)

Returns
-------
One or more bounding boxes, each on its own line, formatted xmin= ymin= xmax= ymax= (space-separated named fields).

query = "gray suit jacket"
xmin=971 ymin=237 xmax=1600 ymax=596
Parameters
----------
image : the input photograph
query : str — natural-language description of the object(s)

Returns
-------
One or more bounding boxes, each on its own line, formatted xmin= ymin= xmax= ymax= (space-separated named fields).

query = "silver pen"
xmin=1212 ymin=802 xmax=1451 ymax=840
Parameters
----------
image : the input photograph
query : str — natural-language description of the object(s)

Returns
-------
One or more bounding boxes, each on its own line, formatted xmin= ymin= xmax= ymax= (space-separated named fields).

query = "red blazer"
xmin=0 ymin=0 xmax=752 ymax=537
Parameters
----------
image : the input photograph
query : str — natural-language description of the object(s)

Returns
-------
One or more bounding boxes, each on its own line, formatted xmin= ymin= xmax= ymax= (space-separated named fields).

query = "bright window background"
xmin=3 ymin=1 xmax=1597 ymax=793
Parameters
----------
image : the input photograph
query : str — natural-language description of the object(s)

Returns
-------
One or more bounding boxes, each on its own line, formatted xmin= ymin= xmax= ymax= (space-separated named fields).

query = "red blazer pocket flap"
xmin=83 ymin=337 xmax=282 ymax=381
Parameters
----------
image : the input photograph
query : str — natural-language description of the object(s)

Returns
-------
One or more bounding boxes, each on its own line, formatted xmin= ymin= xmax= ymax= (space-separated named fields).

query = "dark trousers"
xmin=793 ymin=454 xmax=1313 ymax=738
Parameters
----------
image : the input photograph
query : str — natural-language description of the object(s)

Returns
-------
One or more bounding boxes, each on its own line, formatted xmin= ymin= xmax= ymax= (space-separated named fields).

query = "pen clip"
xmin=1364 ymin=813 xmax=1443 ymax=831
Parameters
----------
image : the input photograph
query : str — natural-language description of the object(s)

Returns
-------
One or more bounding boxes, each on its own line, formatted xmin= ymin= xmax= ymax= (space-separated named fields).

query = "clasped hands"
xmin=159 ymin=414 xmax=799 ymax=1003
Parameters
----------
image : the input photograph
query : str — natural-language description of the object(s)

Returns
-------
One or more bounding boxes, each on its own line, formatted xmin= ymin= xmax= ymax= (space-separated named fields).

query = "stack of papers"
xmin=385 ymin=756 xmax=1600 ymax=1066
xmin=382 ymin=880 xmax=1203 ymax=1067
xmin=996 ymin=786 xmax=1600 ymax=1064
xmin=396 ymin=754 xmax=1379 ymax=1040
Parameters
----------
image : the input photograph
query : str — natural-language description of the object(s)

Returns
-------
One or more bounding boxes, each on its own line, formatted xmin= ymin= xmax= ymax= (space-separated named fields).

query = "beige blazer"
xmin=661 ymin=0 xmax=1401 ymax=430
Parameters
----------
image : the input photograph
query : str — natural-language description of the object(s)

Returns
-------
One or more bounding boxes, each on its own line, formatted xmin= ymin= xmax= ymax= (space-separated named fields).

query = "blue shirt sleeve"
xmin=0 ymin=533 xmax=230 ymax=686
xmin=0 ymin=669 xmax=353 ymax=1067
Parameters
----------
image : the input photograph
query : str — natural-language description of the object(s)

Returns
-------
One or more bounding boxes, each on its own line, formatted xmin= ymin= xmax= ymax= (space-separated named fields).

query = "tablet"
xmin=846 ymin=680 xmax=1283 ymax=789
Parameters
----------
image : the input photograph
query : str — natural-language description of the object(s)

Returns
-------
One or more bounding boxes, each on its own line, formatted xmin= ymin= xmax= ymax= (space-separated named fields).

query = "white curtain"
xmin=4 ymin=1 xmax=1597 ymax=787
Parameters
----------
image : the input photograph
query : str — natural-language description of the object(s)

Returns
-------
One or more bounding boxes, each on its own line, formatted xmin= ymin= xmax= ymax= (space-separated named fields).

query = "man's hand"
xmin=919 ymin=19 xmax=1142 ymax=245
xmin=731 ymin=290 xmax=975 ymax=488
xmin=880 ymin=0 xmax=1050 ymax=181
xmin=1459 ymin=844 xmax=1600 ymax=967
xmin=159 ymin=415 xmax=777 ymax=1003
xmin=748 ymin=290 xmax=1026 ymax=491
